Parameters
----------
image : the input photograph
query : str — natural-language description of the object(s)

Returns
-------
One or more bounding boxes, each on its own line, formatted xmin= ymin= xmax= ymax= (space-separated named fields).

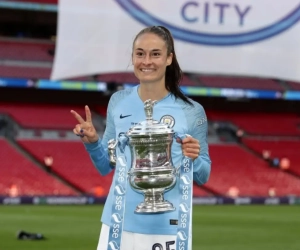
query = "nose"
xmin=142 ymin=54 xmax=152 ymax=65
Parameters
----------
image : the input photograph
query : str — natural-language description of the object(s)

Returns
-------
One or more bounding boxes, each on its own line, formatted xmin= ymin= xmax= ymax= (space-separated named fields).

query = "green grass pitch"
xmin=0 ymin=205 xmax=299 ymax=250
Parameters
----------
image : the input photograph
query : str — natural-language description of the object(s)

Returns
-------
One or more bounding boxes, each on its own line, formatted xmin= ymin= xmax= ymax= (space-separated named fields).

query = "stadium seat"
xmin=0 ymin=138 xmax=77 ymax=195
xmin=0 ymin=103 xmax=86 ymax=129
xmin=204 ymin=144 xmax=300 ymax=196
xmin=207 ymin=110 xmax=300 ymax=136
xmin=0 ymin=39 xmax=54 ymax=61
xmin=17 ymin=139 xmax=114 ymax=195
xmin=199 ymin=76 xmax=284 ymax=91
xmin=243 ymin=138 xmax=300 ymax=176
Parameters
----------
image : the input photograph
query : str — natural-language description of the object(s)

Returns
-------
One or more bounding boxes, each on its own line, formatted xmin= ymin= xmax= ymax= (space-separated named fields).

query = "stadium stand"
xmin=1 ymin=101 xmax=299 ymax=197
xmin=16 ymin=138 xmax=213 ymax=196
xmin=0 ymin=103 xmax=86 ymax=129
xmin=0 ymin=39 xmax=54 ymax=62
xmin=0 ymin=65 xmax=51 ymax=79
xmin=16 ymin=139 xmax=114 ymax=195
xmin=242 ymin=138 xmax=300 ymax=176
xmin=205 ymin=144 xmax=300 ymax=196
xmin=286 ymin=81 xmax=300 ymax=91
xmin=0 ymin=138 xmax=76 ymax=195
xmin=207 ymin=110 xmax=300 ymax=136
xmin=198 ymin=76 xmax=284 ymax=91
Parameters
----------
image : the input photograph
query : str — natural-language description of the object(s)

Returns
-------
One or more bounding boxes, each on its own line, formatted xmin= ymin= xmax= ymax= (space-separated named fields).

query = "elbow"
xmin=194 ymin=171 xmax=210 ymax=185
xmin=199 ymin=172 xmax=210 ymax=185
xmin=97 ymin=166 xmax=113 ymax=176
xmin=194 ymin=159 xmax=211 ymax=185
xmin=92 ymin=159 xmax=114 ymax=176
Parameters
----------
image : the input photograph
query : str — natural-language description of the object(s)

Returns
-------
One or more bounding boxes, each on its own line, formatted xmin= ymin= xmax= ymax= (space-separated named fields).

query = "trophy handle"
xmin=175 ymin=165 xmax=181 ymax=177
xmin=108 ymin=139 xmax=118 ymax=167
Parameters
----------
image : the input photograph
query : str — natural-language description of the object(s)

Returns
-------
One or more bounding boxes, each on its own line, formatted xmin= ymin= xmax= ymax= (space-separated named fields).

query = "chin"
xmin=140 ymin=78 xmax=160 ymax=84
xmin=138 ymin=75 xmax=164 ymax=84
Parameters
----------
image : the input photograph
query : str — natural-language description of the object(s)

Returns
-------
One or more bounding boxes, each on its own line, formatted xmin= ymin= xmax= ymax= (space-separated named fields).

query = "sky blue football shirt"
xmin=85 ymin=85 xmax=211 ymax=235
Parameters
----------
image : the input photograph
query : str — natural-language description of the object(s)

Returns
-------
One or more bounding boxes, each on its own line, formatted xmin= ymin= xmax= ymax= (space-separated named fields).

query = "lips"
xmin=140 ymin=68 xmax=155 ymax=72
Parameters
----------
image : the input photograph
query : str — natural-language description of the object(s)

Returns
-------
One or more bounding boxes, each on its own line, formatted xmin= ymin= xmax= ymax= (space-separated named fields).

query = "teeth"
xmin=141 ymin=69 xmax=154 ymax=72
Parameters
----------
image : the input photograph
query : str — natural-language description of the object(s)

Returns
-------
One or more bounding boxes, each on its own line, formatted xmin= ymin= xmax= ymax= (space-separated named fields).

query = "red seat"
xmin=0 ymin=65 xmax=51 ymax=79
xmin=0 ymin=138 xmax=76 ymax=195
xmin=0 ymin=39 xmax=54 ymax=61
xmin=199 ymin=76 xmax=284 ymax=91
xmin=207 ymin=110 xmax=300 ymax=136
xmin=204 ymin=144 xmax=300 ymax=196
xmin=243 ymin=138 xmax=300 ymax=176
xmin=0 ymin=103 xmax=85 ymax=129
xmin=17 ymin=139 xmax=113 ymax=195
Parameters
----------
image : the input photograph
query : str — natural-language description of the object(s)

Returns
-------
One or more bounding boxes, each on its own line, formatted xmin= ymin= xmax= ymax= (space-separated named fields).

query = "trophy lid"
xmin=127 ymin=99 xmax=174 ymax=136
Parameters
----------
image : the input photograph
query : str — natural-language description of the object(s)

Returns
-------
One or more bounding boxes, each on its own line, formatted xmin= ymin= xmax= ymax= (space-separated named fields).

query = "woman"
xmin=71 ymin=26 xmax=211 ymax=250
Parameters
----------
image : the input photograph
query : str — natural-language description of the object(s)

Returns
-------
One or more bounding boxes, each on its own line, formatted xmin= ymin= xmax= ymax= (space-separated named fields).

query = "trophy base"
xmin=135 ymin=200 xmax=175 ymax=214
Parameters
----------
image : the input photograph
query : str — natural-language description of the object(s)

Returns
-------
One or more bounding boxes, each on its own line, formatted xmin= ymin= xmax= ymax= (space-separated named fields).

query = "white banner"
xmin=51 ymin=0 xmax=300 ymax=83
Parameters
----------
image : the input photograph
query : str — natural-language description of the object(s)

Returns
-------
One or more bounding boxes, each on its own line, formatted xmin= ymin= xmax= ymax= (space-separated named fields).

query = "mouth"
xmin=140 ymin=68 xmax=155 ymax=73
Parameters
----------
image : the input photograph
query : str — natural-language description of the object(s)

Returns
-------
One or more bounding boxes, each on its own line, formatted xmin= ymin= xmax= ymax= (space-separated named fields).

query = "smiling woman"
xmin=131 ymin=26 xmax=192 ymax=104
xmin=133 ymin=33 xmax=172 ymax=87
xmin=70 ymin=25 xmax=211 ymax=250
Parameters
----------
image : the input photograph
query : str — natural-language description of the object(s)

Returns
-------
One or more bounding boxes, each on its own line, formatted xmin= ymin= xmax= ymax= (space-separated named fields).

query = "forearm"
xmin=84 ymin=139 xmax=114 ymax=176
xmin=193 ymin=153 xmax=211 ymax=185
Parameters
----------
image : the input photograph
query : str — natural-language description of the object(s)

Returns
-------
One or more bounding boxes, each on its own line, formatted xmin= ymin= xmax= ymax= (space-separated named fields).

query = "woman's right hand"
xmin=70 ymin=105 xmax=99 ymax=144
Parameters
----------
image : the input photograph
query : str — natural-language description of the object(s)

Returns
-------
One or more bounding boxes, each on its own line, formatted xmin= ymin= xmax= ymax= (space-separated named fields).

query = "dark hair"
xmin=133 ymin=26 xmax=193 ymax=105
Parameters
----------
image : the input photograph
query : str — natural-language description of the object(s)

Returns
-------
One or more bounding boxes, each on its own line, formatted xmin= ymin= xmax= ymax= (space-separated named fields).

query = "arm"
xmin=190 ymin=104 xmax=211 ymax=185
xmin=84 ymin=97 xmax=116 ymax=176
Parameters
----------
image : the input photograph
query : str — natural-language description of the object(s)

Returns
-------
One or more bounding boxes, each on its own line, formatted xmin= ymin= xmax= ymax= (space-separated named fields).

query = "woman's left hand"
xmin=176 ymin=136 xmax=200 ymax=161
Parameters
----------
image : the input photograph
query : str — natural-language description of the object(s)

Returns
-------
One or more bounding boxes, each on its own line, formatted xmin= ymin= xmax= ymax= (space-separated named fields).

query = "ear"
xmin=167 ymin=53 xmax=173 ymax=66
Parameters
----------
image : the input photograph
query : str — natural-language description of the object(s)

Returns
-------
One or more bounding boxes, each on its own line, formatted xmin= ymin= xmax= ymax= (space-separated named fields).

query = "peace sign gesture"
xmin=70 ymin=105 xmax=99 ymax=144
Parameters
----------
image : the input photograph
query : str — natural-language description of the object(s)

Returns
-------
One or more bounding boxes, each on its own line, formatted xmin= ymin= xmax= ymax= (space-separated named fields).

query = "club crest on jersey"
xmin=160 ymin=115 xmax=175 ymax=128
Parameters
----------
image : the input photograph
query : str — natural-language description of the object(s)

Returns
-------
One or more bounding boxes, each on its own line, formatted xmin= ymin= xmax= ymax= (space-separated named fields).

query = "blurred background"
xmin=0 ymin=1 xmax=300 ymax=250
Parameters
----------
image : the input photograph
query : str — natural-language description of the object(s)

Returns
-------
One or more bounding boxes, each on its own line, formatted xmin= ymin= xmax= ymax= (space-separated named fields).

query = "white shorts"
xmin=97 ymin=224 xmax=188 ymax=250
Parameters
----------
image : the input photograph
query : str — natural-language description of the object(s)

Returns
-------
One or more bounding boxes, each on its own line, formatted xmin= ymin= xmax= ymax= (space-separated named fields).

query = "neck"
xmin=138 ymin=82 xmax=169 ymax=102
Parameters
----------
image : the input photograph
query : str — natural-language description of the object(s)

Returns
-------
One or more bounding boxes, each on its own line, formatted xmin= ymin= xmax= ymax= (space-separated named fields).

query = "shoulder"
xmin=174 ymin=96 xmax=206 ymax=116
xmin=108 ymin=87 xmax=135 ymax=109
xmin=110 ymin=87 xmax=134 ymax=101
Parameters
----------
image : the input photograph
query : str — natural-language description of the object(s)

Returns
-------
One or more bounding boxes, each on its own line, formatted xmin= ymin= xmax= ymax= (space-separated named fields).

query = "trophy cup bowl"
xmin=127 ymin=133 xmax=177 ymax=213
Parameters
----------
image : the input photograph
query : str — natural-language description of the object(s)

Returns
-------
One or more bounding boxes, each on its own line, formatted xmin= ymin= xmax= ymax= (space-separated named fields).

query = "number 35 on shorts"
xmin=152 ymin=241 xmax=175 ymax=250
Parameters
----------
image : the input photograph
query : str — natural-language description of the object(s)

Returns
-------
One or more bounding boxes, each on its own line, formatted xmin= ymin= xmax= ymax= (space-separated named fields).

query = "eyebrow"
xmin=135 ymin=48 xmax=162 ymax=52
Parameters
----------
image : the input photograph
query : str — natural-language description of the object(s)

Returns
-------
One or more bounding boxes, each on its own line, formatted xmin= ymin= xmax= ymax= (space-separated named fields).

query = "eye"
xmin=136 ymin=52 xmax=144 ymax=57
xmin=153 ymin=52 xmax=160 ymax=57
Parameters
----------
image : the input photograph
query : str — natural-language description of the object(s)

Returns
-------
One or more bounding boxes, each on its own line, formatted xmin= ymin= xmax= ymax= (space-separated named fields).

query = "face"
xmin=132 ymin=32 xmax=173 ymax=85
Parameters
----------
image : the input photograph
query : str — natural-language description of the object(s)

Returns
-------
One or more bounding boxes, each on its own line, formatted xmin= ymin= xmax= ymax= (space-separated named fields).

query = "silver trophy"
xmin=108 ymin=99 xmax=177 ymax=213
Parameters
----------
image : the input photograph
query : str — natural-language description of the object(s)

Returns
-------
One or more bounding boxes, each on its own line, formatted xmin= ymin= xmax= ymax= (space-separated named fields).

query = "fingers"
xmin=73 ymin=124 xmax=84 ymax=136
xmin=181 ymin=136 xmax=197 ymax=144
xmin=183 ymin=147 xmax=200 ymax=156
xmin=70 ymin=110 xmax=85 ymax=124
xmin=85 ymin=105 xmax=92 ymax=123
xmin=71 ymin=106 xmax=92 ymax=124
xmin=73 ymin=128 xmax=84 ymax=137
xmin=178 ymin=136 xmax=200 ymax=160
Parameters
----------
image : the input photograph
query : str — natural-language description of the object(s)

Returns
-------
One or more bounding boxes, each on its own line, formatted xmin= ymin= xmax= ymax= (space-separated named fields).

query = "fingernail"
xmin=80 ymin=129 xmax=83 ymax=133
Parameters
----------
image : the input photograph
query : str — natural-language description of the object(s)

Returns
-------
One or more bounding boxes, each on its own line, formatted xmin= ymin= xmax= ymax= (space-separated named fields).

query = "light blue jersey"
xmin=85 ymin=85 xmax=211 ymax=235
